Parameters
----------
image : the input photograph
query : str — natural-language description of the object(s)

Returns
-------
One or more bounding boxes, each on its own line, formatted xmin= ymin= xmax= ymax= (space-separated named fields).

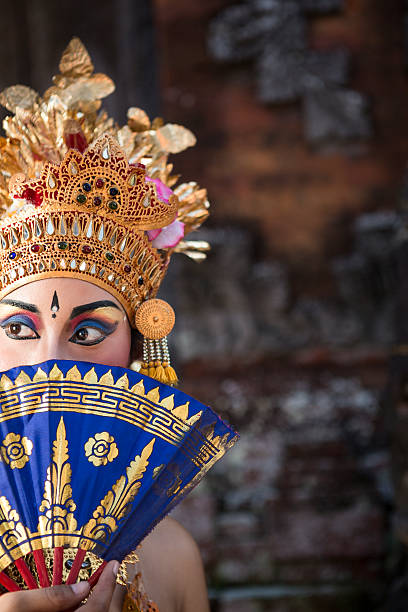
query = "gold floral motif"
xmin=0 ymin=432 xmax=33 ymax=469
xmin=38 ymin=417 xmax=77 ymax=533
xmin=0 ymin=427 xmax=158 ymax=570
xmin=81 ymin=439 xmax=155 ymax=545
xmin=0 ymin=363 xmax=238 ymax=574
xmin=0 ymin=497 xmax=29 ymax=549
xmin=85 ymin=432 xmax=119 ymax=466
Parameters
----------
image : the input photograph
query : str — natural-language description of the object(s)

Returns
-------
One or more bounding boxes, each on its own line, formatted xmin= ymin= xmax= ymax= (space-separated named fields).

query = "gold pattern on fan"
xmin=0 ymin=432 xmax=33 ymax=469
xmin=37 ymin=418 xmax=77 ymax=548
xmin=43 ymin=548 xmax=103 ymax=583
xmin=0 ymin=419 xmax=157 ymax=571
xmin=1 ymin=549 xmax=105 ymax=590
xmin=0 ymin=363 xmax=208 ymax=443
xmin=135 ymin=299 xmax=175 ymax=340
xmin=85 ymin=432 xmax=119 ymax=466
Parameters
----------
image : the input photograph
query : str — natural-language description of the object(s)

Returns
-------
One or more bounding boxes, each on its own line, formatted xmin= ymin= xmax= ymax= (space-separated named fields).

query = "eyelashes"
xmin=0 ymin=314 xmax=119 ymax=346
xmin=68 ymin=319 xmax=118 ymax=346
xmin=0 ymin=314 xmax=40 ymax=341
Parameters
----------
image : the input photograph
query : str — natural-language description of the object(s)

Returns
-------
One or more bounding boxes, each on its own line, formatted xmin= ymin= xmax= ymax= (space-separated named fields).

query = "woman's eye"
xmin=69 ymin=326 xmax=107 ymax=346
xmin=2 ymin=321 xmax=39 ymax=340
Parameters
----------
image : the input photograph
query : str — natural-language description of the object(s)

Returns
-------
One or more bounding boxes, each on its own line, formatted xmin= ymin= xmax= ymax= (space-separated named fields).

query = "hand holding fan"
xmin=0 ymin=360 xmax=238 ymax=592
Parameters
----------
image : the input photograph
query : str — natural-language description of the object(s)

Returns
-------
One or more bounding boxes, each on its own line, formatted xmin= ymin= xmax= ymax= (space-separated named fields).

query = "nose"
xmin=24 ymin=332 xmax=72 ymax=364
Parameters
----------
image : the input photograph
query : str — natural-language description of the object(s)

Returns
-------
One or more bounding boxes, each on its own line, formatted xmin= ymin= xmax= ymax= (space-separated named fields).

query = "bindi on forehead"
xmin=50 ymin=291 xmax=60 ymax=319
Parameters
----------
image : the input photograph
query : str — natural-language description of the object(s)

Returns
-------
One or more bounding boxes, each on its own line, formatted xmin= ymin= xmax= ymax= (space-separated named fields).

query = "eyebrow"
xmin=0 ymin=299 xmax=40 ymax=313
xmin=70 ymin=300 xmax=121 ymax=320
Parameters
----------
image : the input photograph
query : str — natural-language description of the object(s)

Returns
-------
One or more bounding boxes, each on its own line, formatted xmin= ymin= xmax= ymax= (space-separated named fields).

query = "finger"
xmin=0 ymin=581 xmax=90 ymax=612
xmin=108 ymin=583 xmax=126 ymax=612
xmin=82 ymin=560 xmax=119 ymax=611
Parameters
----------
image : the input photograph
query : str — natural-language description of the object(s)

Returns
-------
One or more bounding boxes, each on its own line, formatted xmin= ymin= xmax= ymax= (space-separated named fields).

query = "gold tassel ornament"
xmin=135 ymin=299 xmax=178 ymax=385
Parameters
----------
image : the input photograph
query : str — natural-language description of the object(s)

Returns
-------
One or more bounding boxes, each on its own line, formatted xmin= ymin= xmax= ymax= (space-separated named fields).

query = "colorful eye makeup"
xmin=68 ymin=317 xmax=119 ymax=346
xmin=0 ymin=313 xmax=40 ymax=340
xmin=0 ymin=298 xmax=123 ymax=346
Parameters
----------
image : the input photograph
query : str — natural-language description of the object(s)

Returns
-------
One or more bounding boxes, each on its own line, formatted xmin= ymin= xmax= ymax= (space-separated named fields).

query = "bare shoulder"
xmin=138 ymin=517 xmax=210 ymax=612
xmin=142 ymin=516 xmax=200 ymax=558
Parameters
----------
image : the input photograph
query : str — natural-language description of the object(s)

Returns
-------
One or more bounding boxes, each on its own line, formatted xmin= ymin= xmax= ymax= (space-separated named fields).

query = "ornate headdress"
xmin=0 ymin=38 xmax=210 ymax=384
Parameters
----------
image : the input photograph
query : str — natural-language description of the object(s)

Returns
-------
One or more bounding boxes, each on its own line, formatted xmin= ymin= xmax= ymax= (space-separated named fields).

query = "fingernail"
xmin=71 ymin=581 xmax=90 ymax=596
xmin=112 ymin=561 xmax=120 ymax=577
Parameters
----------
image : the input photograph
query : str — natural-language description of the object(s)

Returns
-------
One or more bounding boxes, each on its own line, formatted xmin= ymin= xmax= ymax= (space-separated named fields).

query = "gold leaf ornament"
xmin=127 ymin=107 xmax=151 ymax=132
xmin=37 ymin=417 xmax=77 ymax=533
xmin=8 ymin=173 xmax=27 ymax=195
xmin=54 ymin=74 xmax=115 ymax=106
xmin=81 ymin=439 xmax=155 ymax=543
xmin=0 ymin=496 xmax=28 ymax=547
xmin=58 ymin=36 xmax=94 ymax=78
xmin=153 ymin=124 xmax=196 ymax=154
xmin=0 ymin=85 xmax=38 ymax=113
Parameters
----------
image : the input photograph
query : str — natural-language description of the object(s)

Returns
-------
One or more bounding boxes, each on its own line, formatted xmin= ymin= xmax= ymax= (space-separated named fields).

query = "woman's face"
xmin=0 ymin=278 xmax=132 ymax=370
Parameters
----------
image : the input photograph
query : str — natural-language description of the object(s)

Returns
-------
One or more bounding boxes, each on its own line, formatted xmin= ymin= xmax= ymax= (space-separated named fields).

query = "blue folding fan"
xmin=0 ymin=360 xmax=238 ymax=591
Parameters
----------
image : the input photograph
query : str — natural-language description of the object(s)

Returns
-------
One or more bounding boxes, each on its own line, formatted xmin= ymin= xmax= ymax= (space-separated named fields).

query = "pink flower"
xmin=147 ymin=218 xmax=185 ymax=249
xmin=145 ymin=177 xmax=184 ymax=248
xmin=145 ymin=177 xmax=173 ymax=203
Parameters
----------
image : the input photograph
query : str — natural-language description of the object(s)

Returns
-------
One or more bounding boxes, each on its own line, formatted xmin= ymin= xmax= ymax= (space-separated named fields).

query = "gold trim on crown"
xmin=0 ymin=38 xmax=211 ymax=329
xmin=0 ymin=135 xmax=179 ymax=322
xmin=10 ymin=135 xmax=178 ymax=230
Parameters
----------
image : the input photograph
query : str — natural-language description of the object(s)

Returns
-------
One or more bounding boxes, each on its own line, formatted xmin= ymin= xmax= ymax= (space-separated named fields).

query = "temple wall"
xmin=154 ymin=1 xmax=408 ymax=609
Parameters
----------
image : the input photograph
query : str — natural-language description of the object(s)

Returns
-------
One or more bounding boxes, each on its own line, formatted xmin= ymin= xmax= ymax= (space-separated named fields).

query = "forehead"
xmin=3 ymin=278 xmax=124 ymax=311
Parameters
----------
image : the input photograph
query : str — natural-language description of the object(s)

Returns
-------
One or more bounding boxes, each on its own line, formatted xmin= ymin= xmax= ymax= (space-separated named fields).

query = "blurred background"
xmin=2 ymin=0 xmax=408 ymax=610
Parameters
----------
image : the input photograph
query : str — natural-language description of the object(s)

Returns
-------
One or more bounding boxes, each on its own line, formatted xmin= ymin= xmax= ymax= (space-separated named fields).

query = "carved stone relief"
xmin=208 ymin=0 xmax=372 ymax=146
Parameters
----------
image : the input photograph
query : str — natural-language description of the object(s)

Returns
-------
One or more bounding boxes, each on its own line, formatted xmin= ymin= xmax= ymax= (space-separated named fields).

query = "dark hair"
xmin=130 ymin=328 xmax=143 ymax=362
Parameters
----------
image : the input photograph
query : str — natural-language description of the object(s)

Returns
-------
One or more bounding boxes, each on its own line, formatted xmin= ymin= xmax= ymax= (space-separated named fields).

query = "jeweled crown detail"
xmin=10 ymin=135 xmax=178 ymax=229
xmin=0 ymin=135 xmax=179 ymax=322
xmin=0 ymin=38 xmax=211 ymax=329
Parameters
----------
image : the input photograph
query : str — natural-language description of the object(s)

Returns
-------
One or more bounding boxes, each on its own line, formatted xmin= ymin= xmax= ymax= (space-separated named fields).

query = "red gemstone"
xmin=95 ymin=178 xmax=104 ymax=189
xmin=31 ymin=244 xmax=41 ymax=253
xmin=124 ymin=265 xmax=131 ymax=273
xmin=64 ymin=130 xmax=88 ymax=154
xmin=82 ymin=245 xmax=92 ymax=254
xmin=93 ymin=196 xmax=102 ymax=206
xmin=22 ymin=187 xmax=43 ymax=207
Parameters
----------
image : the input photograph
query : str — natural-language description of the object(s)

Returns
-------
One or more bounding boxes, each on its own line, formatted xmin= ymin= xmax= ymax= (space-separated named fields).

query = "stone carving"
xmin=161 ymin=215 xmax=397 ymax=367
xmin=207 ymin=0 xmax=372 ymax=146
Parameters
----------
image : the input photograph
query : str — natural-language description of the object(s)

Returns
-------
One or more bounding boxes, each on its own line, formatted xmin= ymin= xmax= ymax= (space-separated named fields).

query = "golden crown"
xmin=0 ymin=38 xmax=210 ymax=341
xmin=0 ymin=134 xmax=179 ymax=322
xmin=0 ymin=37 xmax=210 ymax=384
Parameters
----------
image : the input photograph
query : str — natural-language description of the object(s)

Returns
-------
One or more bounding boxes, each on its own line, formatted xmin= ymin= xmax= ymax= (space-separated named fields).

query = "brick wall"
xmin=153 ymin=1 xmax=408 ymax=609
